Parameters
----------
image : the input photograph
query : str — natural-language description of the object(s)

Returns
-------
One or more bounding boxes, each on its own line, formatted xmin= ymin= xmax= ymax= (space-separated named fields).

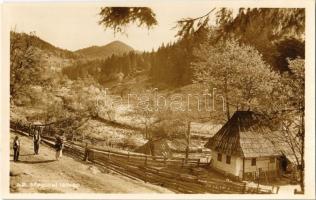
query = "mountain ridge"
xmin=75 ymin=40 xmax=135 ymax=60
xmin=11 ymin=32 xmax=137 ymax=60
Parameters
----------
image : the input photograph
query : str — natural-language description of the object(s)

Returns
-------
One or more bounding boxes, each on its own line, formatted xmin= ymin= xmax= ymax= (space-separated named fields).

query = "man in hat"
xmin=33 ymin=129 xmax=41 ymax=155
xmin=13 ymin=136 xmax=20 ymax=162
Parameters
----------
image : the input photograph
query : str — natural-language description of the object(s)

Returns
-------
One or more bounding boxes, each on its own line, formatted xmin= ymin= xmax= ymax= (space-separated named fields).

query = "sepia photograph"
xmin=1 ymin=0 xmax=315 ymax=199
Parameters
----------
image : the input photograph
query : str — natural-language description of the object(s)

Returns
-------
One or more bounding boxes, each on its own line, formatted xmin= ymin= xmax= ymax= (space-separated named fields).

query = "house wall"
xmin=211 ymin=151 xmax=243 ymax=177
xmin=244 ymin=157 xmax=277 ymax=173
xmin=211 ymin=151 xmax=278 ymax=180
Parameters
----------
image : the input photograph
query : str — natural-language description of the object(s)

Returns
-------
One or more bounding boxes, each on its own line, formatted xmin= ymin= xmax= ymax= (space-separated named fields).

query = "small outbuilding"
xmin=134 ymin=138 xmax=173 ymax=158
xmin=134 ymin=137 xmax=191 ymax=158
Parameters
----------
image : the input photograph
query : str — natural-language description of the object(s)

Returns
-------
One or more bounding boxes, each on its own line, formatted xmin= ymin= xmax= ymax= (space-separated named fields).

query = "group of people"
xmin=12 ymin=129 xmax=65 ymax=162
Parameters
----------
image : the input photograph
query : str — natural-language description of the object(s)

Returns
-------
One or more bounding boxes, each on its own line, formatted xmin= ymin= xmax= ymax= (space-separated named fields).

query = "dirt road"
xmin=10 ymin=132 xmax=173 ymax=193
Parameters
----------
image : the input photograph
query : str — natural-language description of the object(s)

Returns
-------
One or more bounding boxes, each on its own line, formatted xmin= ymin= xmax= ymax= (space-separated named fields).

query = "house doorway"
xmin=279 ymin=155 xmax=288 ymax=173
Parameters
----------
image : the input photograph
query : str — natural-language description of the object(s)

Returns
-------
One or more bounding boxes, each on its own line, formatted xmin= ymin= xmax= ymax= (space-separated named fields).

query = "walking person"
xmin=55 ymin=135 xmax=64 ymax=161
xmin=33 ymin=129 xmax=41 ymax=155
xmin=13 ymin=136 xmax=20 ymax=162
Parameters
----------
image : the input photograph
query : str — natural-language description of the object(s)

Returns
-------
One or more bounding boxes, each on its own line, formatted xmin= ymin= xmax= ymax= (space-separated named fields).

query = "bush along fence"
xmin=10 ymin=121 xmax=277 ymax=194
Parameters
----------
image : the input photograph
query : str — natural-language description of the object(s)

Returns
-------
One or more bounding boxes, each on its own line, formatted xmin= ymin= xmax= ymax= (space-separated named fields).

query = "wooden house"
xmin=205 ymin=111 xmax=281 ymax=181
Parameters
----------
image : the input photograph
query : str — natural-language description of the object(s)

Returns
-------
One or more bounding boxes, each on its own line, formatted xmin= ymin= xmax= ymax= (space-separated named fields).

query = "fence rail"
xmin=10 ymin=122 xmax=275 ymax=194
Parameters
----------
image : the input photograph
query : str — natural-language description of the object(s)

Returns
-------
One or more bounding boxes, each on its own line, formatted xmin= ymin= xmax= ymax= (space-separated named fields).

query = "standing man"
xmin=13 ymin=136 xmax=20 ymax=162
xmin=33 ymin=128 xmax=41 ymax=155
xmin=55 ymin=135 xmax=64 ymax=161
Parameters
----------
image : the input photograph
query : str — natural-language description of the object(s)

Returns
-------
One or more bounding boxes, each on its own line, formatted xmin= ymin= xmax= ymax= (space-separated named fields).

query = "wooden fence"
xmin=10 ymin=122 xmax=275 ymax=194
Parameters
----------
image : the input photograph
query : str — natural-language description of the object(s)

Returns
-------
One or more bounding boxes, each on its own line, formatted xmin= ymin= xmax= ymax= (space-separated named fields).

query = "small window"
xmin=217 ymin=153 xmax=222 ymax=162
xmin=226 ymin=155 xmax=231 ymax=164
xmin=251 ymin=158 xmax=256 ymax=166
xmin=270 ymin=157 xmax=275 ymax=163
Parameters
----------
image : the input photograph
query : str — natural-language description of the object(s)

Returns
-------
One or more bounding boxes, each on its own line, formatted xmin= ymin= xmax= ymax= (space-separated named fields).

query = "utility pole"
xmin=185 ymin=121 xmax=191 ymax=163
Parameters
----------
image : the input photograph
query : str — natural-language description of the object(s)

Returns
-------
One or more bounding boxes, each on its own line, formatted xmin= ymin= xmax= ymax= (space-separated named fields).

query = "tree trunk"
xmin=224 ymin=74 xmax=230 ymax=120
xmin=226 ymin=100 xmax=230 ymax=120
xmin=224 ymin=89 xmax=230 ymax=120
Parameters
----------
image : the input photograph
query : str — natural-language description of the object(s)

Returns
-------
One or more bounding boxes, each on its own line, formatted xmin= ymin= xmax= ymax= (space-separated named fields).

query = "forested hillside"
xmin=11 ymin=7 xmax=305 ymax=126
xmin=62 ymin=27 xmax=209 ymax=87
xmin=11 ymin=31 xmax=79 ymax=59
xmin=222 ymin=8 xmax=305 ymax=72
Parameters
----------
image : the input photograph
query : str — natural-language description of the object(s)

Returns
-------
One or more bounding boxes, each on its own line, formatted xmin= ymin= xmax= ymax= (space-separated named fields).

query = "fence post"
xmin=182 ymin=158 xmax=185 ymax=168
xmin=28 ymin=124 xmax=31 ymax=135
xmin=88 ymin=150 xmax=95 ymax=162
xmin=276 ymin=186 xmax=280 ymax=194
xmin=197 ymin=159 xmax=200 ymax=167
xmin=83 ymin=143 xmax=89 ymax=161
xmin=164 ymin=157 xmax=167 ymax=166
xmin=145 ymin=170 xmax=147 ymax=183
xmin=145 ymin=156 xmax=148 ymax=166
xmin=242 ymin=182 xmax=247 ymax=194
xmin=128 ymin=152 xmax=130 ymax=162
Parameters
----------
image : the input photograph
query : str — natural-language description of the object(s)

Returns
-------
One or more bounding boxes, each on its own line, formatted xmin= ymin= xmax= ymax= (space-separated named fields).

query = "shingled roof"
xmin=204 ymin=111 xmax=281 ymax=158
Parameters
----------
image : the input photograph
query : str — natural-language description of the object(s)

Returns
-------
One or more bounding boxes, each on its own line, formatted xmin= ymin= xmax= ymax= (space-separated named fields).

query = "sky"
xmin=6 ymin=2 xmax=218 ymax=52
